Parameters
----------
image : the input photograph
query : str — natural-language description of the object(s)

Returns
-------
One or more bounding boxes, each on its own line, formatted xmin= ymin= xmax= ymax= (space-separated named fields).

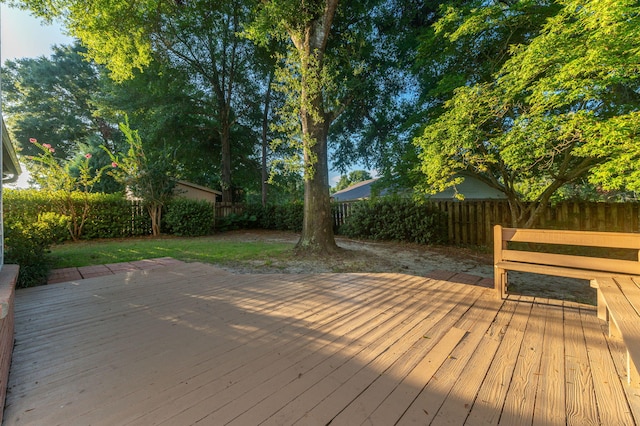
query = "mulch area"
xmin=48 ymin=258 xmax=493 ymax=289
xmin=47 ymin=257 xmax=185 ymax=284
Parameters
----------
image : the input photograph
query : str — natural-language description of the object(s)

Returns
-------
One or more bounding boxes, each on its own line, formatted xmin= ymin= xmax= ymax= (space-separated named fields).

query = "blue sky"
xmin=1 ymin=5 xmax=73 ymax=63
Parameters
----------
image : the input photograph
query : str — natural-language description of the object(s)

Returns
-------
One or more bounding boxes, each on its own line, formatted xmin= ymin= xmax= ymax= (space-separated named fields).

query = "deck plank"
xmin=105 ymin=274 xmax=433 ymax=425
xmin=193 ymin=282 xmax=477 ymax=425
xmin=533 ymin=300 xmax=566 ymax=426
xmin=564 ymin=302 xmax=599 ymax=426
xmin=3 ymin=265 xmax=637 ymax=426
xmin=450 ymin=296 xmax=532 ymax=426
xmin=580 ymin=305 xmax=637 ymax=425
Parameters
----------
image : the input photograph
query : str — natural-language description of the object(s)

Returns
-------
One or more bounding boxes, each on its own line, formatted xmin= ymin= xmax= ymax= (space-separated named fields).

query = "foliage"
xmin=215 ymin=212 xmax=258 ymax=232
xmin=414 ymin=0 xmax=640 ymax=227
xmin=4 ymin=189 xmax=152 ymax=240
xmin=27 ymin=138 xmax=107 ymax=240
xmin=1 ymin=42 xmax=118 ymax=161
xmin=164 ymin=199 xmax=215 ymax=237
xmin=332 ymin=170 xmax=373 ymax=193
xmin=338 ymin=197 xmax=447 ymax=244
xmin=244 ymin=202 xmax=304 ymax=232
xmin=3 ymin=211 xmax=71 ymax=288
xmin=104 ymin=118 xmax=176 ymax=236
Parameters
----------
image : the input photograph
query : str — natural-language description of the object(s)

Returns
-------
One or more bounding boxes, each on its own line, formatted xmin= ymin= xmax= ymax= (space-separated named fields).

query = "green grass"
xmin=49 ymin=236 xmax=294 ymax=268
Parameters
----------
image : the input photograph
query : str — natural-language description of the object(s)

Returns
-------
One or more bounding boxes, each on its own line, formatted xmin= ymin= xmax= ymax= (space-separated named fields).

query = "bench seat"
xmin=595 ymin=276 xmax=640 ymax=386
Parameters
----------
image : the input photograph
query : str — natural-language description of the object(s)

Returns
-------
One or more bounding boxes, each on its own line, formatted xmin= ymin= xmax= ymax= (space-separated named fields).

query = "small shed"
xmin=174 ymin=180 xmax=222 ymax=204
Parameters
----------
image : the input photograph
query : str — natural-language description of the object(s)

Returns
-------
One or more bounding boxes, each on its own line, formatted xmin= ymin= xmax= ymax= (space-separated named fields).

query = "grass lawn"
xmin=49 ymin=236 xmax=294 ymax=269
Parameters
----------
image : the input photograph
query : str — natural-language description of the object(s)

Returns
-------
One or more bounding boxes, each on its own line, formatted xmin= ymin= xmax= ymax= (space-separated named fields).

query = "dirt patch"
xmin=214 ymin=230 xmax=596 ymax=305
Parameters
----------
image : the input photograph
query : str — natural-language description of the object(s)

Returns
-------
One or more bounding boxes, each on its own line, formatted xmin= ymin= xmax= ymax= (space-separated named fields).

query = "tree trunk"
xmin=147 ymin=203 xmax=162 ymax=236
xmin=292 ymin=2 xmax=339 ymax=254
xmin=220 ymin=110 xmax=233 ymax=203
xmin=261 ymin=69 xmax=274 ymax=207
xmin=296 ymin=116 xmax=338 ymax=254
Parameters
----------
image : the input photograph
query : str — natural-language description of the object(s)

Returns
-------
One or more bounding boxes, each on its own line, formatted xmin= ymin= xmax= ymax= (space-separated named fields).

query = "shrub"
xmin=215 ymin=212 xmax=257 ymax=232
xmin=4 ymin=213 xmax=66 ymax=288
xmin=241 ymin=202 xmax=303 ymax=232
xmin=165 ymin=199 xmax=215 ymax=236
xmin=34 ymin=212 xmax=71 ymax=244
xmin=4 ymin=189 xmax=151 ymax=240
xmin=338 ymin=197 xmax=447 ymax=244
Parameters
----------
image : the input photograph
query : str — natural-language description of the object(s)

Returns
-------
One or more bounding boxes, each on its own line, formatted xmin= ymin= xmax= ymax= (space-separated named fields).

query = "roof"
xmin=331 ymin=179 xmax=379 ymax=202
xmin=176 ymin=180 xmax=222 ymax=195
xmin=429 ymin=173 xmax=507 ymax=200
xmin=331 ymin=174 xmax=507 ymax=202
xmin=1 ymin=119 xmax=22 ymax=183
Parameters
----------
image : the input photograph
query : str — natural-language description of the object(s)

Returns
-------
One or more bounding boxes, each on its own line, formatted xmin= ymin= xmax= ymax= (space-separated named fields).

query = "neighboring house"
xmin=428 ymin=172 xmax=507 ymax=201
xmin=331 ymin=174 xmax=507 ymax=202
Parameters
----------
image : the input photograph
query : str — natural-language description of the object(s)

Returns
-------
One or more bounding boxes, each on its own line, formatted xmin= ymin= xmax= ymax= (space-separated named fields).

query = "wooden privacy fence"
xmin=332 ymin=200 xmax=640 ymax=247
xmin=215 ymin=202 xmax=245 ymax=218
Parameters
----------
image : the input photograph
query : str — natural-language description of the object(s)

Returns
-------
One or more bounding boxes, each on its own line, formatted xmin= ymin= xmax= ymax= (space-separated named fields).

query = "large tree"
xmin=13 ymin=0 xmax=267 ymax=202
xmin=2 ymin=43 xmax=117 ymax=160
xmin=415 ymin=0 xmax=640 ymax=227
xmin=249 ymin=0 xmax=406 ymax=253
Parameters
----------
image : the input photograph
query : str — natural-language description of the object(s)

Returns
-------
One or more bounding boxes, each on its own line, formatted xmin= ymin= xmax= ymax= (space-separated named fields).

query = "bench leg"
xmin=596 ymin=288 xmax=608 ymax=322
xmin=494 ymin=267 xmax=507 ymax=299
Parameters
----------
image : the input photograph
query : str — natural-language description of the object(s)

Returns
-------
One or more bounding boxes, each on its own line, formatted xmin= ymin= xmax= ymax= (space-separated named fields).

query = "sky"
xmin=1 ymin=5 xmax=74 ymax=63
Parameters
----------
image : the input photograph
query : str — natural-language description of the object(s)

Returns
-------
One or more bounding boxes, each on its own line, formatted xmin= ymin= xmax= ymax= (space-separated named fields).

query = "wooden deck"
xmin=4 ymin=263 xmax=640 ymax=425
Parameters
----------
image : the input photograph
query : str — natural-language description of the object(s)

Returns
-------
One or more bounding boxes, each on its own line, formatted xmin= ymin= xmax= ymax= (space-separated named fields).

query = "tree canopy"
xmin=7 ymin=0 xmax=640 ymax=233
xmin=414 ymin=0 xmax=640 ymax=226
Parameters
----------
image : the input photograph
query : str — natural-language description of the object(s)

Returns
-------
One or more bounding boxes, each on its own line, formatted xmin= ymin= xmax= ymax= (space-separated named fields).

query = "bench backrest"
xmin=494 ymin=225 xmax=640 ymax=275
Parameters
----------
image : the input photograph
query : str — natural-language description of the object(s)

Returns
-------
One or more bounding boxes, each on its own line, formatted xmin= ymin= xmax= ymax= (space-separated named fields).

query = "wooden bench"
xmin=494 ymin=225 xmax=640 ymax=385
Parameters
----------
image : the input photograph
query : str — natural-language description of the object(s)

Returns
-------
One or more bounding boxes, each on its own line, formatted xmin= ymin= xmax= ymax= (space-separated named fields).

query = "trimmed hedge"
xmin=4 ymin=189 xmax=151 ymax=240
xmin=165 ymin=199 xmax=215 ymax=236
xmin=338 ymin=197 xmax=447 ymax=244
xmin=244 ymin=201 xmax=304 ymax=232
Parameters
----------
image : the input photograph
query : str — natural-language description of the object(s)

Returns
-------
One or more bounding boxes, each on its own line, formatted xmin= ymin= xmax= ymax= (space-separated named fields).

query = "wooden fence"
xmin=332 ymin=200 xmax=640 ymax=247
xmin=215 ymin=202 xmax=245 ymax=218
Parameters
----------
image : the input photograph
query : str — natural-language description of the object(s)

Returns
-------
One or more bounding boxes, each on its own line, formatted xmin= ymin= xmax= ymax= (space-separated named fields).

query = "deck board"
xmin=3 ymin=263 xmax=638 ymax=425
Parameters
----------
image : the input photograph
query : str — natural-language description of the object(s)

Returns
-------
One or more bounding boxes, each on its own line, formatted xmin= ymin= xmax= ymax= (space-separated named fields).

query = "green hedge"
xmin=244 ymin=201 xmax=304 ymax=232
xmin=4 ymin=189 xmax=151 ymax=240
xmin=165 ymin=199 xmax=215 ymax=236
xmin=338 ymin=197 xmax=447 ymax=244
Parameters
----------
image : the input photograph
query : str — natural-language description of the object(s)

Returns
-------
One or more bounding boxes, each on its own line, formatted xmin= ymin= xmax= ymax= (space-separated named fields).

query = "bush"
xmin=4 ymin=213 xmax=66 ymax=288
xmin=34 ymin=212 xmax=71 ymax=244
xmin=338 ymin=197 xmax=447 ymax=244
xmin=165 ymin=199 xmax=215 ymax=236
xmin=4 ymin=189 xmax=151 ymax=241
xmin=215 ymin=212 xmax=257 ymax=232
xmin=247 ymin=201 xmax=303 ymax=232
